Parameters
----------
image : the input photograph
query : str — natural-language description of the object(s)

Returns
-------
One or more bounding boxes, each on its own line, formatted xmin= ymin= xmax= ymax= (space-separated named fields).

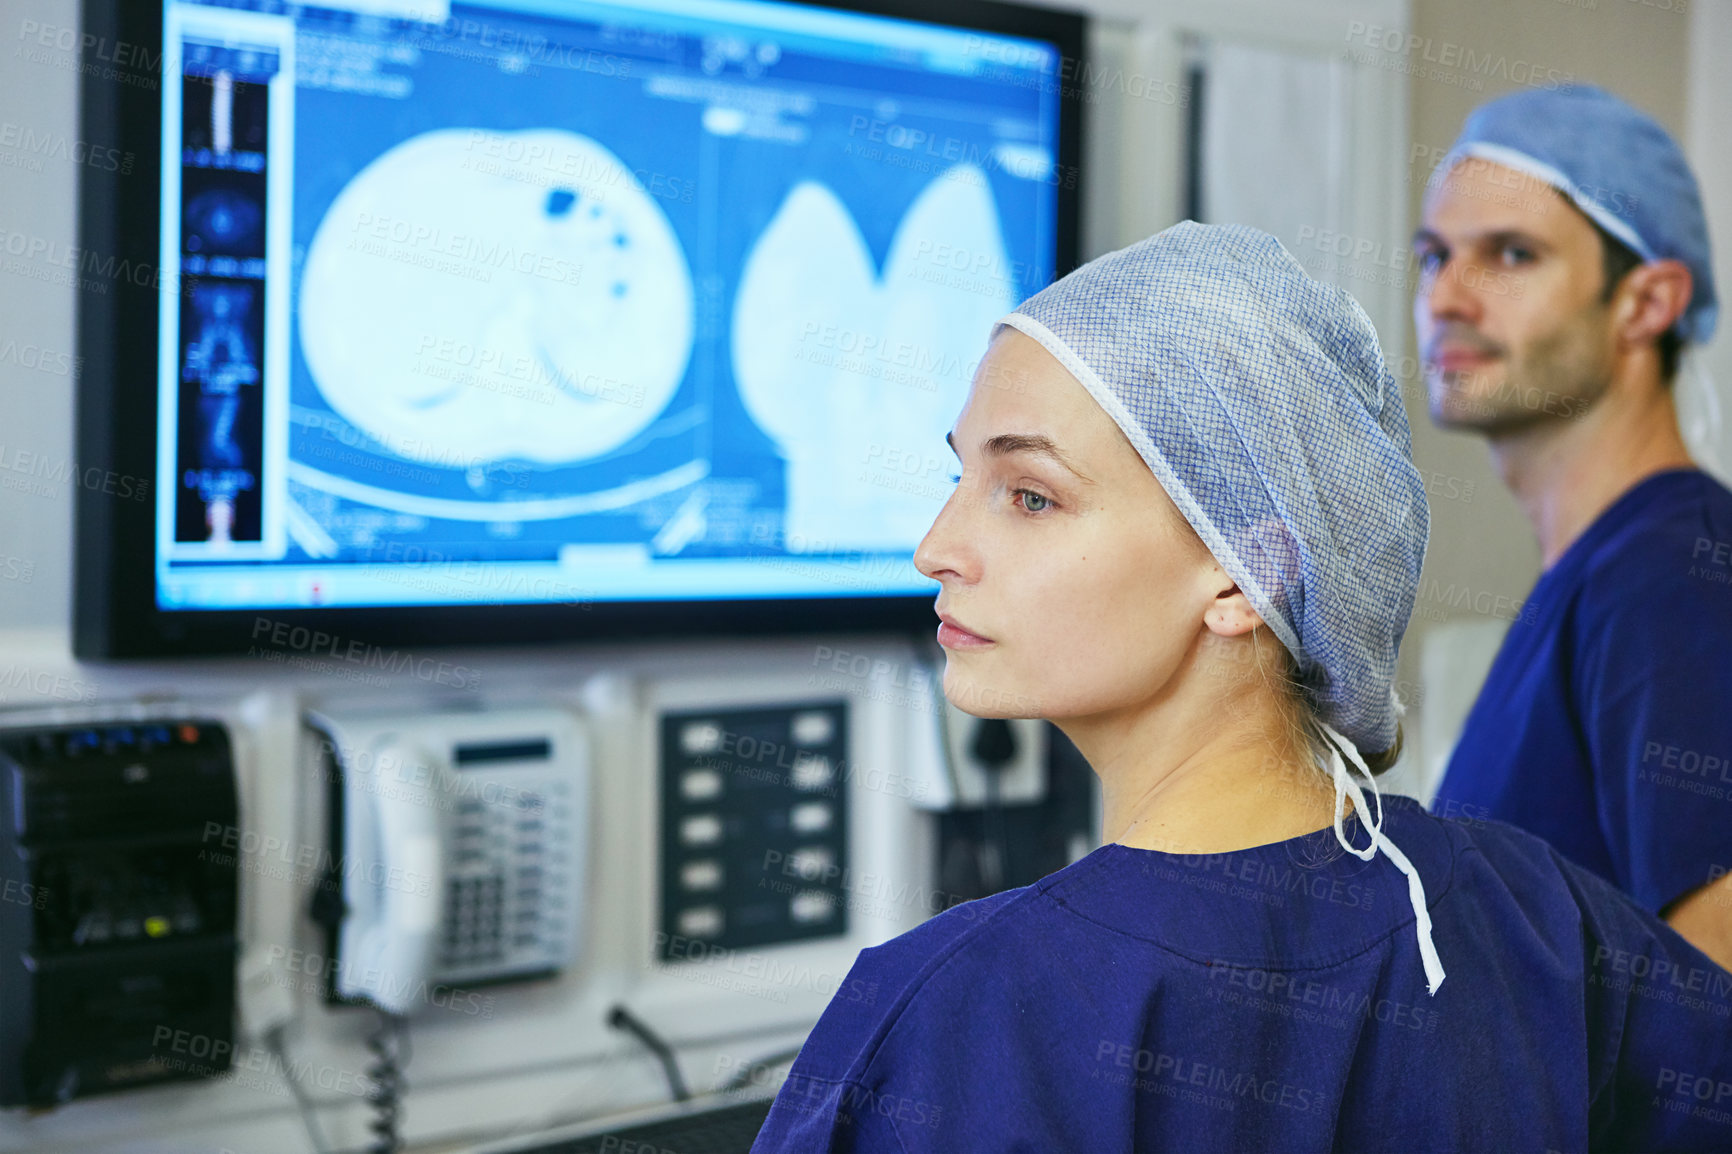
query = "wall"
xmin=1685 ymin=0 xmax=1732 ymax=479
xmin=1 ymin=0 xmax=82 ymax=635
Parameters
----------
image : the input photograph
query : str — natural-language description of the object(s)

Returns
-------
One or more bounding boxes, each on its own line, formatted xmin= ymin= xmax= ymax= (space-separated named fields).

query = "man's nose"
xmin=1422 ymin=256 xmax=1484 ymax=328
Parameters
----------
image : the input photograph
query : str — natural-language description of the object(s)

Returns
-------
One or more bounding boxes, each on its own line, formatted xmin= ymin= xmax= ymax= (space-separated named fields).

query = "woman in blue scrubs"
xmin=750 ymin=224 xmax=1732 ymax=1153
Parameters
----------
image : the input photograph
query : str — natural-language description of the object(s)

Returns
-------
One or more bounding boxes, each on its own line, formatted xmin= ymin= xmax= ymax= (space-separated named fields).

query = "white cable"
xmin=1678 ymin=349 xmax=1727 ymax=484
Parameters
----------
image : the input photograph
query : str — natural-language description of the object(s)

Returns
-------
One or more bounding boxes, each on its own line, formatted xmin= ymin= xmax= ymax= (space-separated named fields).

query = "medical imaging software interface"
xmin=155 ymin=0 xmax=1063 ymax=610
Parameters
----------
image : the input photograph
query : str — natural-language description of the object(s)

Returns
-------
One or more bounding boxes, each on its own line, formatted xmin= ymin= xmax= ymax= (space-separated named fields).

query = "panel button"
xmin=789 ymin=802 xmax=831 ymax=833
xmin=680 ymin=769 xmax=724 ymax=801
xmin=679 ymin=814 xmax=723 ymax=845
xmin=676 ymin=906 xmax=724 ymax=937
xmin=787 ymin=846 xmax=835 ymax=881
xmin=791 ymin=711 xmax=834 ymax=745
xmin=791 ymin=756 xmax=833 ymax=791
xmin=680 ymin=859 xmax=723 ymax=891
xmin=679 ymin=721 xmax=723 ymax=755
xmin=790 ymin=890 xmax=837 ymax=924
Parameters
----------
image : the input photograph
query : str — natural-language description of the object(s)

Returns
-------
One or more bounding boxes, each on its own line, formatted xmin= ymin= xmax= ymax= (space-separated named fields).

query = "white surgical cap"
xmin=1000 ymin=222 xmax=1444 ymax=993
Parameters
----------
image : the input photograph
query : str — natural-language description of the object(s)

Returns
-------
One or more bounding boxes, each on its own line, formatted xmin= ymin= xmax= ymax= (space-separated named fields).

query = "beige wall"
xmin=1685 ymin=1 xmax=1732 ymax=479
xmin=1398 ymin=0 xmax=1691 ymax=736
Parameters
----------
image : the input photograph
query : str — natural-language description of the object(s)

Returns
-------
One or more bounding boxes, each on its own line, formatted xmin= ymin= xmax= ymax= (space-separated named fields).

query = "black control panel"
xmin=658 ymin=702 xmax=849 ymax=960
xmin=0 ymin=721 xmax=238 ymax=1106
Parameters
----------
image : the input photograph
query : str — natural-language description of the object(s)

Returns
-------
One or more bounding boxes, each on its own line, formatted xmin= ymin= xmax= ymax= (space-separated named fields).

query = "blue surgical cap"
xmin=1437 ymin=84 xmax=1717 ymax=344
xmin=1000 ymin=222 xmax=1429 ymax=757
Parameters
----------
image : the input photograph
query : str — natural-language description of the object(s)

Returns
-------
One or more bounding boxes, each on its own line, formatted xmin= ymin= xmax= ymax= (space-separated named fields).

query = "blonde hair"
xmin=1251 ymin=627 xmax=1404 ymax=777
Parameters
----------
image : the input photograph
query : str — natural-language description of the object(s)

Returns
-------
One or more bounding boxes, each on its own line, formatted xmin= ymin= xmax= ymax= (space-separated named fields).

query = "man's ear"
xmin=1614 ymin=259 xmax=1693 ymax=349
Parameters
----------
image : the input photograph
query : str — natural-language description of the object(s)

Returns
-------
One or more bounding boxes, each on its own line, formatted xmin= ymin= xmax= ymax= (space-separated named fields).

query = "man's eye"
xmin=1415 ymin=248 xmax=1445 ymax=274
xmin=1498 ymin=244 xmax=1535 ymax=266
xmin=1016 ymin=489 xmax=1051 ymax=513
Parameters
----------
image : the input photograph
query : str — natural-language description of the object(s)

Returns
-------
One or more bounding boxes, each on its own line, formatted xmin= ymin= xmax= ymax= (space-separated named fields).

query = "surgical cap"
xmin=999 ymin=222 xmax=1429 ymax=756
xmin=1437 ymin=84 xmax=1717 ymax=344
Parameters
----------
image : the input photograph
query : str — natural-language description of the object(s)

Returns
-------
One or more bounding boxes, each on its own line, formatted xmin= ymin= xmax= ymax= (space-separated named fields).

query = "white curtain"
xmin=1198 ymin=38 xmax=1352 ymax=290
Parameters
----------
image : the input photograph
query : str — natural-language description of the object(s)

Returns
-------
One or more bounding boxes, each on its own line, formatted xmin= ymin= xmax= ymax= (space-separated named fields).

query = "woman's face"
xmin=915 ymin=328 xmax=1239 ymax=722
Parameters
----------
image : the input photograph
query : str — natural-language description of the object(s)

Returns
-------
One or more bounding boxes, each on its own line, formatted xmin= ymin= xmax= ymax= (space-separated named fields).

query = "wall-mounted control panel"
xmin=658 ymin=701 xmax=849 ymax=959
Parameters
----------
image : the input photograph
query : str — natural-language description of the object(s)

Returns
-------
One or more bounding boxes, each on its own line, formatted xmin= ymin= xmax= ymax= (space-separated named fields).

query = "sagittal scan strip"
xmin=173 ymin=40 xmax=276 ymax=546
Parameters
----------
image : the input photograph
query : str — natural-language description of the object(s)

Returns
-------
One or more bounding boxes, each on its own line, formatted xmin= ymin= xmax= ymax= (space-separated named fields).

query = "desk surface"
xmin=476 ymin=1095 xmax=774 ymax=1154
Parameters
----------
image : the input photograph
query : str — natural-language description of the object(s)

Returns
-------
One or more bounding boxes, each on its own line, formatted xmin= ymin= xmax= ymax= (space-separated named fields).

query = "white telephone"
xmin=307 ymin=705 xmax=589 ymax=1015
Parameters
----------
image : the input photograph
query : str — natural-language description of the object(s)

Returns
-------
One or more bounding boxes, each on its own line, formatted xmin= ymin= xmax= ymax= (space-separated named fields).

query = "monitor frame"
xmin=74 ymin=0 xmax=1087 ymax=658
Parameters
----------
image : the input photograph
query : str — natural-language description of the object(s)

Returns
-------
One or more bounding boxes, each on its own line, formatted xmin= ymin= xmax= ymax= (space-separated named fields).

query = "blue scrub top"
xmin=751 ymin=797 xmax=1732 ymax=1153
xmin=1432 ymin=468 xmax=1732 ymax=913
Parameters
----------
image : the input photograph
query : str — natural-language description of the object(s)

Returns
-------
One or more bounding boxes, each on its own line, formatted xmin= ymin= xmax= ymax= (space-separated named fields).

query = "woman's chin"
xmin=941 ymin=667 xmax=1041 ymax=720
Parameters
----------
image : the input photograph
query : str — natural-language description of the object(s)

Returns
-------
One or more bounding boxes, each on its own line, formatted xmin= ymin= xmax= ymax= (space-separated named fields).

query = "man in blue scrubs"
xmin=1418 ymin=86 xmax=1732 ymax=970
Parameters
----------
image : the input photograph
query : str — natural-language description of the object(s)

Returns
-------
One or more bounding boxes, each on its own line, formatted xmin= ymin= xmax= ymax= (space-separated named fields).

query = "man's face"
xmin=1413 ymin=157 xmax=1617 ymax=432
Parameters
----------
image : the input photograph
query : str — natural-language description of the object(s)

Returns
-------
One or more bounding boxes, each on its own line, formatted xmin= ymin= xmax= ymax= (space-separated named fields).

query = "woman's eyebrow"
xmin=945 ymin=431 xmax=1094 ymax=483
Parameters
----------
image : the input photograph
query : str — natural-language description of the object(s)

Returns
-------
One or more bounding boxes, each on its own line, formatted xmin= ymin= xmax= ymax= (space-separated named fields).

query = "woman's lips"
xmin=936 ymin=614 xmax=993 ymax=650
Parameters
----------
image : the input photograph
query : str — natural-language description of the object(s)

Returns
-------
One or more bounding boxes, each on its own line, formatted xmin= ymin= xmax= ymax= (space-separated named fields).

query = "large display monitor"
xmin=75 ymin=0 xmax=1085 ymax=656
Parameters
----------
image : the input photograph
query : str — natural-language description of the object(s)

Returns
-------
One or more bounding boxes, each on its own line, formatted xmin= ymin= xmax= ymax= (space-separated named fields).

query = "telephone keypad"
xmin=438 ymin=773 xmax=576 ymax=977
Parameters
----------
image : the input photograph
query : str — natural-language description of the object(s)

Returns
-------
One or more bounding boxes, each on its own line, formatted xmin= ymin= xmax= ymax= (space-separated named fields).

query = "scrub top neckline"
xmin=1039 ymin=795 xmax=1457 ymax=971
xmin=1535 ymin=466 xmax=1703 ymax=588
xmin=1106 ymin=803 xmax=1369 ymax=860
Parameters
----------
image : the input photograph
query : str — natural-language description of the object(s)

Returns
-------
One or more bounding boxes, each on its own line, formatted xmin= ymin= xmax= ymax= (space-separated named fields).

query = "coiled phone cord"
xmin=365 ymin=1011 xmax=411 ymax=1153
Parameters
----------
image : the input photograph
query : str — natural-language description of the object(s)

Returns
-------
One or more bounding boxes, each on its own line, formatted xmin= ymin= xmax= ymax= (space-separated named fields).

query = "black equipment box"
xmin=0 ymin=720 xmax=239 ymax=1107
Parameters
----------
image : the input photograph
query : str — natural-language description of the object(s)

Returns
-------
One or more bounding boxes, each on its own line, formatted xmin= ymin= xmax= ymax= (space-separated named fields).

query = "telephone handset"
xmin=337 ymin=735 xmax=448 ymax=1015
xmin=309 ymin=707 xmax=589 ymax=1015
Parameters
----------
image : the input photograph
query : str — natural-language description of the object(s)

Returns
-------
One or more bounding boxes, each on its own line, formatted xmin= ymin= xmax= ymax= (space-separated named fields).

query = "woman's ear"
xmin=1203 ymin=570 xmax=1265 ymax=638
